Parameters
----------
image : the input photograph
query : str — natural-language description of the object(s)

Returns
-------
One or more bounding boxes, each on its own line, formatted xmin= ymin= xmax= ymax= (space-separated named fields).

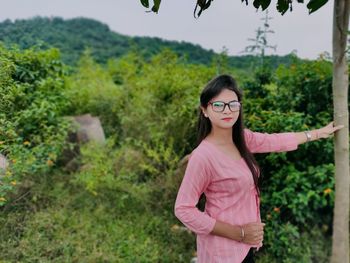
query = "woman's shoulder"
xmin=189 ymin=140 xmax=214 ymax=161
xmin=183 ymin=142 xmax=214 ymax=173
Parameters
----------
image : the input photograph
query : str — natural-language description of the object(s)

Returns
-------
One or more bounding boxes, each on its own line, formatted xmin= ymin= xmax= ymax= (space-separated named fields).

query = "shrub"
xmin=0 ymin=45 xmax=70 ymax=206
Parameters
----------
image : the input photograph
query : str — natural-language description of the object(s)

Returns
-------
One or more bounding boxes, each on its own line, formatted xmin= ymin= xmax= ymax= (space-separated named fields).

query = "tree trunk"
xmin=331 ymin=0 xmax=350 ymax=262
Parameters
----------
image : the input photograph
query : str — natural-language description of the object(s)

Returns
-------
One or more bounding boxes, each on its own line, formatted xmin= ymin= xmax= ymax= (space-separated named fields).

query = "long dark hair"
xmin=196 ymin=74 xmax=260 ymax=195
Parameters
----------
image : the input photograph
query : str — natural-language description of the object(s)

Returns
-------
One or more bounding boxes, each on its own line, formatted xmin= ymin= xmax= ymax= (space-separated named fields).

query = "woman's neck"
xmin=206 ymin=127 xmax=233 ymax=145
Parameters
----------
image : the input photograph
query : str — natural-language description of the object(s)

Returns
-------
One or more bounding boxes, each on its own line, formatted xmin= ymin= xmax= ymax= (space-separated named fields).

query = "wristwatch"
xmin=304 ymin=131 xmax=312 ymax=142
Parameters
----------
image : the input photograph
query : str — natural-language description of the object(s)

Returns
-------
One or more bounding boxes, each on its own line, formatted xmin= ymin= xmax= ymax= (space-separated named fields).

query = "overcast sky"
xmin=0 ymin=0 xmax=338 ymax=59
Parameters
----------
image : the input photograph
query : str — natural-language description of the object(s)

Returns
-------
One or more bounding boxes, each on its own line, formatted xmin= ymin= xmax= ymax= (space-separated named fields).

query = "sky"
xmin=0 ymin=0 xmax=337 ymax=59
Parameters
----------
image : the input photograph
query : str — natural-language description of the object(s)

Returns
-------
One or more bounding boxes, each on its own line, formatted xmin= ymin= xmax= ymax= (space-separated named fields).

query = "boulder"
xmin=59 ymin=114 xmax=106 ymax=172
xmin=72 ymin=114 xmax=106 ymax=144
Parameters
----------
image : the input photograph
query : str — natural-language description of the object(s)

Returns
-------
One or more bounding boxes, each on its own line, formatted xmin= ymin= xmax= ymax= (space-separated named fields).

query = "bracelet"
xmin=304 ymin=131 xmax=312 ymax=142
xmin=239 ymin=226 xmax=245 ymax=242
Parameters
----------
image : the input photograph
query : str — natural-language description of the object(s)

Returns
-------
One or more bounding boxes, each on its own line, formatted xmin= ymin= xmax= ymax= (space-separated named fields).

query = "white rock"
xmin=73 ymin=114 xmax=106 ymax=144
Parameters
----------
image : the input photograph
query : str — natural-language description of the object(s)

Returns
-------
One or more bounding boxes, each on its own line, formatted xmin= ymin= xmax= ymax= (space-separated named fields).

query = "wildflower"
xmin=12 ymin=159 xmax=16 ymax=164
xmin=324 ymin=188 xmax=332 ymax=195
xmin=0 ymin=141 xmax=4 ymax=145
xmin=0 ymin=197 xmax=6 ymax=202
xmin=171 ymin=224 xmax=180 ymax=231
xmin=321 ymin=224 xmax=328 ymax=232
xmin=266 ymin=213 xmax=272 ymax=219
xmin=47 ymin=159 xmax=54 ymax=166
xmin=5 ymin=170 xmax=12 ymax=177
xmin=23 ymin=141 xmax=30 ymax=146
xmin=273 ymin=207 xmax=280 ymax=213
xmin=10 ymin=181 xmax=17 ymax=186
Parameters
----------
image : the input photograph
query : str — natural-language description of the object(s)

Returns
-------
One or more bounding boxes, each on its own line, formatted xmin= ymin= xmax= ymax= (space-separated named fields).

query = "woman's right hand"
xmin=241 ymin=222 xmax=265 ymax=245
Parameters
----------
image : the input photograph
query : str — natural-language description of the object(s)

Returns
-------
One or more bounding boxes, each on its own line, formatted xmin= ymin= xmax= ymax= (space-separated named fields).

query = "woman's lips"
xmin=222 ymin=118 xmax=233 ymax=121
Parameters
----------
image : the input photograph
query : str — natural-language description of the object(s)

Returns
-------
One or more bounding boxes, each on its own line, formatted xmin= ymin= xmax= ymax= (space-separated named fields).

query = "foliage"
xmin=140 ymin=0 xmax=162 ymax=13
xmin=143 ymin=0 xmax=329 ymax=16
xmin=63 ymin=50 xmax=124 ymax=137
xmin=240 ymin=57 xmax=339 ymax=262
xmin=0 ymin=45 xmax=71 ymax=206
xmin=257 ymin=224 xmax=331 ymax=263
xmin=105 ymin=49 xmax=219 ymax=153
xmin=274 ymin=58 xmax=335 ymax=117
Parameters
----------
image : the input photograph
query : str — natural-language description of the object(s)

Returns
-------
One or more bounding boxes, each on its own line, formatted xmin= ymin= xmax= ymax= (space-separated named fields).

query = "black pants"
xmin=242 ymin=248 xmax=255 ymax=263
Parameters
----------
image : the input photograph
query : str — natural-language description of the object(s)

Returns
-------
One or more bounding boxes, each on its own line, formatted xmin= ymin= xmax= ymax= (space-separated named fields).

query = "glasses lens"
xmin=229 ymin=101 xmax=241 ymax=111
xmin=212 ymin=102 xmax=224 ymax=112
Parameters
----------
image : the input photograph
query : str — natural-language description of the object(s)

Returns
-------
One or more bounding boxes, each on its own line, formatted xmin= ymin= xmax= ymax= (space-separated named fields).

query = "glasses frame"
xmin=208 ymin=100 xmax=242 ymax=112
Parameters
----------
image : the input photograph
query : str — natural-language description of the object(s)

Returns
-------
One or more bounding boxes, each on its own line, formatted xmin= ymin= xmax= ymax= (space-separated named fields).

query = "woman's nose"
xmin=222 ymin=105 xmax=231 ymax=114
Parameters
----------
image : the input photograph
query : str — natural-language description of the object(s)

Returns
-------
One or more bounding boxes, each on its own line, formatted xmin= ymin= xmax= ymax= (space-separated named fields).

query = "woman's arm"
xmin=174 ymin=151 xmax=216 ymax=235
xmin=244 ymin=121 xmax=345 ymax=153
xmin=294 ymin=121 xmax=344 ymax=145
xmin=175 ymin=151 xmax=264 ymax=245
xmin=210 ymin=220 xmax=265 ymax=245
xmin=244 ymin=128 xmax=299 ymax=153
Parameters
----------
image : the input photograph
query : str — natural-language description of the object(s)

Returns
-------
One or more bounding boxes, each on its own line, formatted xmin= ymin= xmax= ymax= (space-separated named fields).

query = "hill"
xmin=0 ymin=16 xmax=299 ymax=68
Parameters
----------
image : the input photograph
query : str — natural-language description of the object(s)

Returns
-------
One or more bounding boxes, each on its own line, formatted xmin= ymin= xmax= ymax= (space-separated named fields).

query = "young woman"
xmin=174 ymin=74 xmax=344 ymax=263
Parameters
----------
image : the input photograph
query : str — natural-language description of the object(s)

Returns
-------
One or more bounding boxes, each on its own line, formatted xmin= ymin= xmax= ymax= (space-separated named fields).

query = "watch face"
xmin=305 ymin=131 xmax=311 ymax=141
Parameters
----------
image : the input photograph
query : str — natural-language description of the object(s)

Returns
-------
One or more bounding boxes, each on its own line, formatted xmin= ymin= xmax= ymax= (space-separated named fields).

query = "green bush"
xmin=0 ymin=45 xmax=70 ymax=205
xmin=240 ymin=60 xmax=336 ymax=262
xmin=64 ymin=50 xmax=124 ymax=137
xmin=256 ymin=224 xmax=331 ymax=263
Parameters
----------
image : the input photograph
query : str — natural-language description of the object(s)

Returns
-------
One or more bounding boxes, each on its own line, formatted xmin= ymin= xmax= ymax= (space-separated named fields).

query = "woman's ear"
xmin=200 ymin=106 xmax=208 ymax=118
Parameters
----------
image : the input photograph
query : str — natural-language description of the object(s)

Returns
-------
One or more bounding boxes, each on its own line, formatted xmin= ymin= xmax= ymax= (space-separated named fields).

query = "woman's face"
xmin=201 ymin=88 xmax=240 ymax=130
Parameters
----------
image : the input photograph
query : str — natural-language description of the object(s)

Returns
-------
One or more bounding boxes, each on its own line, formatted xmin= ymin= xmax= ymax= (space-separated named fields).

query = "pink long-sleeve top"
xmin=174 ymin=128 xmax=299 ymax=263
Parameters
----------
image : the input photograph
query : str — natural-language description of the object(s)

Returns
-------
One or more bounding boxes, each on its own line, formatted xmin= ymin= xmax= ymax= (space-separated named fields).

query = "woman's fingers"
xmin=333 ymin=124 xmax=345 ymax=132
xmin=253 ymin=230 xmax=264 ymax=244
xmin=243 ymin=222 xmax=265 ymax=245
xmin=318 ymin=121 xmax=345 ymax=139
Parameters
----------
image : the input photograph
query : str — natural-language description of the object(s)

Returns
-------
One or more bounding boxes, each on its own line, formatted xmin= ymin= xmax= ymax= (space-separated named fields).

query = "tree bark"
xmin=331 ymin=0 xmax=350 ymax=262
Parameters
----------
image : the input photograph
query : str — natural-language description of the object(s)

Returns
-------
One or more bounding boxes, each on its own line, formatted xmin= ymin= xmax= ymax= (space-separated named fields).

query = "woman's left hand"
xmin=317 ymin=121 xmax=345 ymax=139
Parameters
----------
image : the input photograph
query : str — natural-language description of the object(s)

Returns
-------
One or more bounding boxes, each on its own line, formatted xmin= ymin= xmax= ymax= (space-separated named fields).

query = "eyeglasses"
xmin=208 ymin=100 xmax=241 ymax=112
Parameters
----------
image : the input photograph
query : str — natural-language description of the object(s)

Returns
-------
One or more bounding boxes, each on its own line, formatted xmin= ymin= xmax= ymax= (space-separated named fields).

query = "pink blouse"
xmin=174 ymin=128 xmax=299 ymax=263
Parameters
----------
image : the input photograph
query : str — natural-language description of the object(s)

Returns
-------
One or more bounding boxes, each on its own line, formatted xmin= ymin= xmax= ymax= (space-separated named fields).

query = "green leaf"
xmin=151 ymin=0 xmax=161 ymax=13
xmin=253 ymin=0 xmax=272 ymax=10
xmin=307 ymin=0 xmax=328 ymax=14
xmin=140 ymin=0 xmax=149 ymax=8
xmin=277 ymin=0 xmax=289 ymax=15
xmin=194 ymin=0 xmax=214 ymax=18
